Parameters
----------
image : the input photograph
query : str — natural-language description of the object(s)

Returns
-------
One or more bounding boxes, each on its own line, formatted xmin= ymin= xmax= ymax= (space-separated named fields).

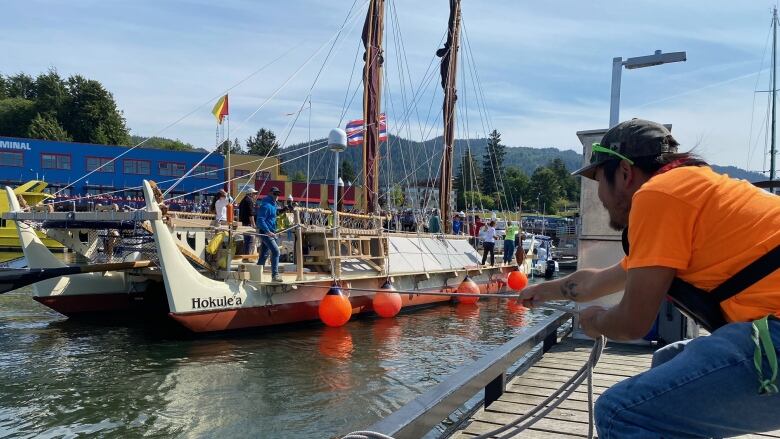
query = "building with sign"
xmin=0 ymin=136 xmax=224 ymax=202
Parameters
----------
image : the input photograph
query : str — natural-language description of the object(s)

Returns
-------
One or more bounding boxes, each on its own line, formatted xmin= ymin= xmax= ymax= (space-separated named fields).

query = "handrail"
xmin=364 ymin=310 xmax=572 ymax=439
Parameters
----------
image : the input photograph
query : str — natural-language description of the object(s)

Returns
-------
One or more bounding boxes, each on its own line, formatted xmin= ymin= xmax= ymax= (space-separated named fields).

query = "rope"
xmin=340 ymin=335 xmax=606 ymax=439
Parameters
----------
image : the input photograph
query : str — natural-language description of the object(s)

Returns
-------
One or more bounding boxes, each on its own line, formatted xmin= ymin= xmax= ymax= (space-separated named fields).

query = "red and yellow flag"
xmin=212 ymin=94 xmax=229 ymax=124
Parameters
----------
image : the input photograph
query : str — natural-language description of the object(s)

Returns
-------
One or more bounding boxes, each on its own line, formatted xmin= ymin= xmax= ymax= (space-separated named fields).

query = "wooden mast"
xmin=361 ymin=0 xmax=385 ymax=213
xmin=438 ymin=0 xmax=462 ymax=233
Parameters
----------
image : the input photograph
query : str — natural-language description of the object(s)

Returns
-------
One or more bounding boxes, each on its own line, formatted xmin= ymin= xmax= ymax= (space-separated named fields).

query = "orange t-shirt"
xmin=621 ymin=166 xmax=780 ymax=322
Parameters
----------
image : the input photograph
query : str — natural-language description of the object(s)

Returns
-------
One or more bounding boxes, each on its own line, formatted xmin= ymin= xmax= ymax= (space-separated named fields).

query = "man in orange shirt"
xmin=520 ymin=119 xmax=780 ymax=438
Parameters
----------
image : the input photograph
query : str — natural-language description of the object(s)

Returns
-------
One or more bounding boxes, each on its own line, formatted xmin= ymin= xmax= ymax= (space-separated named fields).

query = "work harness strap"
xmin=622 ymin=229 xmax=780 ymax=393
xmin=621 ymin=229 xmax=780 ymax=330
xmin=752 ymin=316 xmax=778 ymax=395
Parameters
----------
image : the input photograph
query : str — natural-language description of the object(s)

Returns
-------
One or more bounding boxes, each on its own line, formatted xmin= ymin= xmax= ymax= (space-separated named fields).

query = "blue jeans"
xmin=595 ymin=320 xmax=780 ymax=438
xmin=257 ymin=234 xmax=280 ymax=278
xmin=503 ymin=239 xmax=515 ymax=264
xmin=242 ymin=233 xmax=257 ymax=255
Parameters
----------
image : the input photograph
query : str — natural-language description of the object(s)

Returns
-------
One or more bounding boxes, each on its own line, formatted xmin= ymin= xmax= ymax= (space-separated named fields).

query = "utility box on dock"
xmin=574 ymin=126 xmax=695 ymax=344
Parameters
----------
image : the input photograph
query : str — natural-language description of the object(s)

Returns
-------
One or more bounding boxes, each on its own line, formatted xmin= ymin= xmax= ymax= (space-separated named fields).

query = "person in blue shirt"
xmin=256 ymin=187 xmax=282 ymax=282
xmin=452 ymin=212 xmax=464 ymax=235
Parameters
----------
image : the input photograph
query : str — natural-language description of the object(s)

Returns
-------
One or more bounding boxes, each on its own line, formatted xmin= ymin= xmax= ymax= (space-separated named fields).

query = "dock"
xmin=365 ymin=312 xmax=780 ymax=439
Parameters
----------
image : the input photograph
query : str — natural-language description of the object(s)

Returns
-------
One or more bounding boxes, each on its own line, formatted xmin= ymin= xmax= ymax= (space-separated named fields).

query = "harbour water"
xmin=0 ymin=270 xmax=557 ymax=439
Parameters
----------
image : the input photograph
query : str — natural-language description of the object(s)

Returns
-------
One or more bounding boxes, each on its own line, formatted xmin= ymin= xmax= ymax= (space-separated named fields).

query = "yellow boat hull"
xmin=0 ymin=180 xmax=64 ymax=251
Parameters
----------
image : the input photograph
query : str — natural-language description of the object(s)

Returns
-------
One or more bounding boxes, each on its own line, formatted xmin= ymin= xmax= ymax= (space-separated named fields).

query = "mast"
xmin=361 ymin=0 xmax=385 ymax=213
xmin=438 ymin=0 xmax=462 ymax=233
xmin=771 ymin=7 xmax=778 ymax=188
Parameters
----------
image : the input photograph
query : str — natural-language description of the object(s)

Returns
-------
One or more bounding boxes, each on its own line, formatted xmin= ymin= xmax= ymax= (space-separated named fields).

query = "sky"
xmin=2 ymin=0 xmax=779 ymax=173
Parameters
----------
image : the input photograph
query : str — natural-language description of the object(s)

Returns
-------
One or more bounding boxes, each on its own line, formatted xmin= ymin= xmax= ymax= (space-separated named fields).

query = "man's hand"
xmin=517 ymin=284 xmax=562 ymax=307
xmin=266 ymin=232 xmax=276 ymax=238
xmin=579 ymin=306 xmax=607 ymax=339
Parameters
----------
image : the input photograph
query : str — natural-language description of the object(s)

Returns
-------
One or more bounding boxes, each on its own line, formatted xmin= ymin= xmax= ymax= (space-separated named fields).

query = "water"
xmin=0 ymin=273 xmax=558 ymax=439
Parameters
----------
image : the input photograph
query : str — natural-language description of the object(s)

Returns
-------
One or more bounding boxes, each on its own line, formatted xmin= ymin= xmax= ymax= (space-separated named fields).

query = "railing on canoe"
xmin=363 ymin=310 xmax=574 ymax=439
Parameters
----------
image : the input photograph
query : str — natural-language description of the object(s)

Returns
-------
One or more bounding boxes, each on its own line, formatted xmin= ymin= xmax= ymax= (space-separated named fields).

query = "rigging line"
xmin=50 ymin=44 xmax=304 ymax=199
xmin=390 ymin=0 xmax=430 ymax=141
xmin=466 ymin=50 xmax=508 ymax=214
xmin=229 ymin=0 xmax=370 ymax=139
xmin=631 ymin=68 xmax=769 ymax=114
xmin=380 ymin=54 xmax=443 ymax=209
xmin=167 ymin=143 xmax=331 ymax=202
xmin=235 ymin=6 xmax=365 ymax=204
xmin=162 ymin=148 xmax=217 ymax=197
xmin=45 ymin=139 xmax=331 ymax=206
xmin=338 ymin=37 xmax=364 ymax=126
xmin=747 ymin=18 xmax=774 ymax=169
xmin=463 ymin=20 xmax=512 ymax=212
xmin=463 ymin=19 xmax=496 ymax=128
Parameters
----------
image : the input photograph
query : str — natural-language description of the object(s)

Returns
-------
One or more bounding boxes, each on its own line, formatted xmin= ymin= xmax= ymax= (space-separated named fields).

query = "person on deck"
xmin=503 ymin=221 xmax=520 ymax=265
xmin=452 ymin=212 xmax=464 ymax=235
xmin=256 ymin=187 xmax=283 ymax=283
xmin=238 ymin=188 xmax=258 ymax=255
xmin=519 ymin=119 xmax=780 ymax=438
xmin=213 ymin=190 xmax=229 ymax=225
xmin=428 ymin=209 xmax=441 ymax=233
xmin=479 ymin=220 xmax=497 ymax=266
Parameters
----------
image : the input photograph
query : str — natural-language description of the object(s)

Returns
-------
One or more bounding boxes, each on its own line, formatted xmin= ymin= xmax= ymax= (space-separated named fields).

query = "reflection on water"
xmin=0 ymin=276 xmax=557 ymax=438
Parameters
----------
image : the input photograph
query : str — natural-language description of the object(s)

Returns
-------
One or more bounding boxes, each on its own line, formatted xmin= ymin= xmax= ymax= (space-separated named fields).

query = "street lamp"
xmin=610 ymin=50 xmax=687 ymax=127
xmin=328 ymin=128 xmax=347 ymax=229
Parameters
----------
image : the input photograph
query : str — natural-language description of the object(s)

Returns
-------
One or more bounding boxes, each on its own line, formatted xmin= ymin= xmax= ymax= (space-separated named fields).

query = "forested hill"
xmin=281 ymin=134 xmax=765 ymax=184
xmin=282 ymin=134 xmax=582 ymax=184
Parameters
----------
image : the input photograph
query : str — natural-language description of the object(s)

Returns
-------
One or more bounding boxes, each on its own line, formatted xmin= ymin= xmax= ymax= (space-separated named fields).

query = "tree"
xmin=481 ymin=129 xmax=506 ymax=196
xmin=4 ymin=73 xmax=36 ymax=100
xmin=463 ymin=190 xmax=495 ymax=210
xmin=389 ymin=184 xmax=405 ymax=207
xmin=504 ymin=166 xmax=530 ymax=211
xmin=529 ymin=167 xmax=562 ymax=214
xmin=27 ymin=113 xmax=71 ymax=141
xmin=0 ymin=98 xmax=36 ymax=138
xmin=62 ymin=75 xmax=129 ymax=145
xmin=218 ymin=137 xmax=242 ymax=155
xmin=455 ymin=150 xmax=480 ymax=210
xmin=33 ymin=69 xmax=67 ymax=119
xmin=547 ymin=158 xmax=578 ymax=200
xmin=246 ymin=128 xmax=280 ymax=156
xmin=340 ymin=159 xmax=356 ymax=184
xmin=291 ymin=170 xmax=307 ymax=182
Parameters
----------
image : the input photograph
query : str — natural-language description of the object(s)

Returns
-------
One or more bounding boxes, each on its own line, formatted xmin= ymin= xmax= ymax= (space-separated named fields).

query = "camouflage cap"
xmin=572 ymin=119 xmax=679 ymax=180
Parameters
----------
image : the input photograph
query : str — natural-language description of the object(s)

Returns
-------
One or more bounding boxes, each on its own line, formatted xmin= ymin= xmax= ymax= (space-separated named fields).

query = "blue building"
xmin=0 ymin=136 xmax=225 ymax=205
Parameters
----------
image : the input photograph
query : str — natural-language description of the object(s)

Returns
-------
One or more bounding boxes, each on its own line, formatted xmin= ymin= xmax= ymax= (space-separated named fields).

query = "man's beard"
xmin=608 ymin=219 xmax=625 ymax=231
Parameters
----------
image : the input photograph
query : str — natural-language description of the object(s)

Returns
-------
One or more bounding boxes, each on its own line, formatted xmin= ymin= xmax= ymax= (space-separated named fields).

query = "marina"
xmin=1 ymin=0 xmax=779 ymax=437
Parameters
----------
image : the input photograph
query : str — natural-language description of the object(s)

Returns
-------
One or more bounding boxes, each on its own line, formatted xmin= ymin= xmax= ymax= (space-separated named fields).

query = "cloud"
xmin=1 ymin=0 xmax=776 ymax=174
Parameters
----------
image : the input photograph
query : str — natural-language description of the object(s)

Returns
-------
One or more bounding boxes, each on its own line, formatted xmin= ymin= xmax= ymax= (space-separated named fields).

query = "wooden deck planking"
xmin=451 ymin=338 xmax=780 ymax=438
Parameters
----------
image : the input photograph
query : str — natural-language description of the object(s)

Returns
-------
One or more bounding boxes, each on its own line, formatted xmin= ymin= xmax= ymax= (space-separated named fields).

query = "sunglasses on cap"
xmin=591 ymin=143 xmax=635 ymax=165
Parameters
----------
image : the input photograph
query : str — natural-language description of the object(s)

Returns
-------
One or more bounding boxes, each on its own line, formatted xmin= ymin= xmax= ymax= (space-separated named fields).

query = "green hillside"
xmin=280 ymin=134 xmax=765 ymax=184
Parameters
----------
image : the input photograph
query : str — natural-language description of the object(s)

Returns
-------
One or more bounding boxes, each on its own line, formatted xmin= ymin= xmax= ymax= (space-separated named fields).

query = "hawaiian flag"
xmin=346 ymin=113 xmax=388 ymax=146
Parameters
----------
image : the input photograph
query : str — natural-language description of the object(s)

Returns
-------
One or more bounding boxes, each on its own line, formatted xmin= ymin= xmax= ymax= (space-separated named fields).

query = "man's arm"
xmin=583 ymin=266 xmax=675 ymax=341
xmin=518 ymin=261 xmax=626 ymax=304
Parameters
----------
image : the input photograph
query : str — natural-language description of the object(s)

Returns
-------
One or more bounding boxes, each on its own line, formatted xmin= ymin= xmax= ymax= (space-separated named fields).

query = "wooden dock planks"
xmin=451 ymin=338 xmax=780 ymax=439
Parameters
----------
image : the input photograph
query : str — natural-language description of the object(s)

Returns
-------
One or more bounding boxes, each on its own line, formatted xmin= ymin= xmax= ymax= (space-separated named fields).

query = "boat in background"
xmin=0 ymin=180 xmax=63 ymax=251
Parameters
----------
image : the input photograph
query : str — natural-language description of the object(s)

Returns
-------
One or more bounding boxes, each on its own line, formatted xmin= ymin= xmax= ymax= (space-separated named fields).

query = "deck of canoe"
xmin=451 ymin=338 xmax=780 ymax=439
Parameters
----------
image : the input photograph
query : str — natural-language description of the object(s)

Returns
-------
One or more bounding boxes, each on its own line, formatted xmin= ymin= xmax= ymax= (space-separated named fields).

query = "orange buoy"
xmin=507 ymin=297 xmax=528 ymax=313
xmin=318 ymin=284 xmax=352 ymax=327
xmin=372 ymin=281 xmax=402 ymax=318
xmin=456 ymin=276 xmax=480 ymax=305
xmin=507 ymin=270 xmax=529 ymax=291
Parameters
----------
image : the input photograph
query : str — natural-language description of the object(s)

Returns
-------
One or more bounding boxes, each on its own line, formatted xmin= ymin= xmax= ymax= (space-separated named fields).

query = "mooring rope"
xmin=341 ymin=335 xmax=606 ymax=439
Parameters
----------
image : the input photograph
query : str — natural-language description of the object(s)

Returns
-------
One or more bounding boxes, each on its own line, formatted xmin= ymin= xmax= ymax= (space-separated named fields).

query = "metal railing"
xmin=364 ymin=310 xmax=573 ymax=439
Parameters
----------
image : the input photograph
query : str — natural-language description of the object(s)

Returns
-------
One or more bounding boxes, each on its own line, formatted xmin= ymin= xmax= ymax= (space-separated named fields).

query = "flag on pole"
xmin=212 ymin=95 xmax=229 ymax=124
xmin=345 ymin=113 xmax=387 ymax=145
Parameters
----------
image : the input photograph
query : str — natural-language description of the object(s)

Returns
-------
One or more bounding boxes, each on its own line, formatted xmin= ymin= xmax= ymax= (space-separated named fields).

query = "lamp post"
xmin=328 ymin=129 xmax=347 ymax=230
xmin=610 ymin=50 xmax=687 ymax=127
